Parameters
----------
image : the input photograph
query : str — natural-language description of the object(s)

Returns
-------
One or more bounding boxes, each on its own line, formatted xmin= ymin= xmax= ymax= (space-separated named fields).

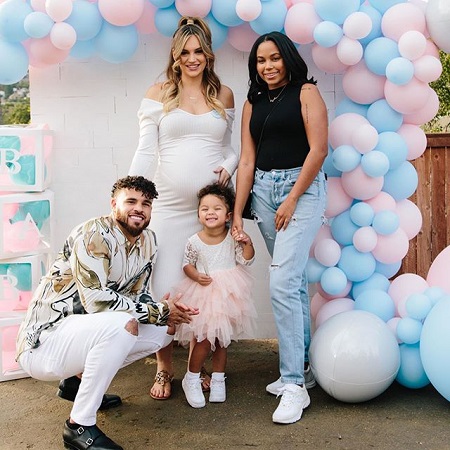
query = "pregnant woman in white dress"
xmin=128 ymin=16 xmax=238 ymax=400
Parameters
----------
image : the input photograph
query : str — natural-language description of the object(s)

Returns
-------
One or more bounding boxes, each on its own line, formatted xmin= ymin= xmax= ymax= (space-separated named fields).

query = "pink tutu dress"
xmin=175 ymin=232 xmax=257 ymax=350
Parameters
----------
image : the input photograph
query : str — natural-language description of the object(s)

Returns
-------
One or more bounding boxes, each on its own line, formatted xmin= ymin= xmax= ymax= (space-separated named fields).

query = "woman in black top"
xmin=232 ymin=32 xmax=328 ymax=425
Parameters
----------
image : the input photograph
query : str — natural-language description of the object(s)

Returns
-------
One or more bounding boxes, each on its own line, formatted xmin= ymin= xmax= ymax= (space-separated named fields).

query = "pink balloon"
xmin=398 ymin=30 xmax=427 ymax=61
xmin=50 ymin=22 xmax=76 ymax=50
xmin=315 ymin=297 xmax=355 ymax=329
xmin=388 ymin=273 xmax=429 ymax=315
xmin=98 ymin=0 xmax=145 ymax=26
xmin=384 ymin=77 xmax=431 ymax=115
xmin=46 ymin=0 xmax=73 ymax=22
xmin=336 ymin=36 xmax=363 ymax=66
xmin=175 ymin=0 xmax=212 ymax=18
xmin=342 ymin=60 xmax=386 ymax=105
xmin=310 ymin=224 xmax=333 ymax=256
xmin=284 ymin=3 xmax=321 ymax=44
xmin=135 ymin=1 xmax=157 ymax=34
xmin=324 ymin=177 xmax=353 ymax=218
xmin=381 ymin=3 xmax=426 ymax=41
xmin=353 ymin=226 xmax=378 ymax=253
xmin=236 ymin=0 xmax=262 ymax=21
xmin=413 ymin=55 xmax=442 ymax=83
xmin=372 ymin=228 xmax=410 ymax=264
xmin=427 ymin=245 xmax=450 ymax=293
xmin=352 ymin=124 xmax=379 ymax=154
xmin=365 ymin=191 xmax=396 ymax=212
xmin=228 ymin=23 xmax=259 ymax=52
xmin=395 ymin=199 xmax=422 ymax=240
xmin=397 ymin=124 xmax=427 ymax=160
xmin=314 ymin=238 xmax=342 ymax=267
xmin=329 ymin=113 xmax=369 ymax=149
xmin=343 ymin=11 xmax=372 ymax=40
xmin=341 ymin=166 xmax=384 ymax=200
xmin=424 ymin=39 xmax=440 ymax=58
xmin=27 ymin=36 xmax=70 ymax=68
xmin=311 ymin=291 xmax=329 ymax=320
xmin=402 ymin=88 xmax=439 ymax=126
xmin=311 ymin=44 xmax=348 ymax=74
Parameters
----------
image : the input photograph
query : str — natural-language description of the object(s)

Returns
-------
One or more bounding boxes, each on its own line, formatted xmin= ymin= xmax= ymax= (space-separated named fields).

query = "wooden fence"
xmin=398 ymin=133 xmax=450 ymax=278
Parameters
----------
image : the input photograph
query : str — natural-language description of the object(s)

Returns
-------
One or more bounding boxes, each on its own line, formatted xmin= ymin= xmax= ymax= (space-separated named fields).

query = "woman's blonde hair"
xmin=159 ymin=16 xmax=225 ymax=118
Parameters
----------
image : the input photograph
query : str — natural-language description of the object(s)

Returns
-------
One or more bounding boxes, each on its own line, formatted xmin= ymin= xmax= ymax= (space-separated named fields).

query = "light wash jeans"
xmin=252 ymin=167 xmax=326 ymax=385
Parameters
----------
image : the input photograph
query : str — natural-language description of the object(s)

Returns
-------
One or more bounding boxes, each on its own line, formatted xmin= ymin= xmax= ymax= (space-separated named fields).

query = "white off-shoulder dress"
xmin=129 ymin=99 xmax=238 ymax=300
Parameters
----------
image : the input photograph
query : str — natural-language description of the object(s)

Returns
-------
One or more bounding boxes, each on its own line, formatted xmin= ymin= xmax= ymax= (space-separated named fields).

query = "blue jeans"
xmin=252 ymin=167 xmax=326 ymax=385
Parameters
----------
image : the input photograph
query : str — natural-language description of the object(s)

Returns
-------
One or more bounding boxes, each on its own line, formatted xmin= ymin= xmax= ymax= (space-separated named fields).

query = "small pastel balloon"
xmin=403 ymin=87 xmax=439 ymax=127
xmin=317 ymin=279 xmax=352 ymax=301
xmin=352 ymin=123 xmax=378 ymax=154
xmin=331 ymin=145 xmax=361 ymax=173
xmin=365 ymin=191 xmax=396 ymax=213
xmin=426 ymin=0 xmax=450 ymax=53
xmin=396 ymin=317 xmax=422 ymax=345
xmin=353 ymin=226 xmax=378 ymax=253
xmin=354 ymin=289 xmax=395 ymax=322
xmin=343 ymin=11 xmax=372 ymax=39
xmin=235 ymin=0 xmax=262 ymax=21
xmin=249 ymin=0 xmax=287 ymax=35
xmin=426 ymin=245 xmax=450 ymax=293
xmin=361 ymin=151 xmax=390 ymax=178
xmin=46 ymin=0 xmax=73 ymax=22
xmin=311 ymin=292 xmax=329 ymax=320
xmin=98 ymin=0 xmax=145 ymax=26
xmin=406 ymin=292 xmax=432 ymax=321
xmin=383 ymin=161 xmax=418 ymax=201
xmin=374 ymin=131 xmax=408 ymax=171
xmin=341 ymin=166 xmax=384 ymax=201
xmin=367 ymin=99 xmax=403 ymax=133
xmin=350 ymin=202 xmax=374 ymax=227
xmin=66 ymin=0 xmax=103 ymax=41
xmin=311 ymin=43 xmax=348 ymax=74
xmin=313 ymin=20 xmax=343 ymax=48
xmin=385 ymin=57 xmax=414 ymax=86
xmin=395 ymin=199 xmax=422 ymax=240
xmin=372 ymin=228 xmax=410 ymax=265
xmin=364 ymin=37 xmax=400 ymax=76
xmin=396 ymin=123 xmax=427 ymax=161
xmin=389 ymin=272 xmax=429 ymax=314
xmin=352 ymin=272 xmax=390 ymax=299
xmin=311 ymin=224 xmax=333 ymax=254
xmin=306 ymin=257 xmax=327 ymax=283
xmin=314 ymin=238 xmax=342 ymax=267
xmin=50 ymin=22 xmax=77 ymax=50
xmin=372 ymin=210 xmax=399 ymax=236
xmin=24 ymin=11 xmax=54 ymax=39
xmin=381 ymin=2 xmax=426 ymax=41
xmin=384 ymin=77 xmax=431 ymax=115
xmin=329 ymin=113 xmax=369 ymax=149
xmin=413 ymin=55 xmax=442 ymax=84
xmin=331 ymin=210 xmax=359 ymax=246
xmin=323 ymin=147 xmax=342 ymax=178
xmin=359 ymin=4 xmax=382 ymax=46
xmin=227 ymin=22 xmax=258 ymax=52
xmin=338 ymin=244 xmax=376 ymax=282
xmin=336 ymin=36 xmax=363 ymax=66
xmin=315 ymin=297 xmax=355 ymax=329
xmin=396 ymin=343 xmax=430 ymax=389
xmin=31 ymin=0 xmax=46 ymax=13
xmin=320 ymin=266 xmax=348 ymax=296
xmin=175 ymin=0 xmax=212 ymax=17
xmin=284 ymin=2 xmax=321 ymax=44
xmin=324 ymin=177 xmax=353 ymax=218
xmin=398 ymin=30 xmax=426 ymax=61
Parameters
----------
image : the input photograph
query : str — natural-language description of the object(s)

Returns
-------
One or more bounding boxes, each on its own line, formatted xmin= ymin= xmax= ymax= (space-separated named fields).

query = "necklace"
xmin=268 ymin=84 xmax=288 ymax=103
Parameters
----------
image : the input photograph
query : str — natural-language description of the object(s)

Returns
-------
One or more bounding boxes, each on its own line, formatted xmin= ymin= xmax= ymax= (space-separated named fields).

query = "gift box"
xmin=0 ymin=124 xmax=53 ymax=192
xmin=0 ymin=312 xmax=28 ymax=382
xmin=0 ymin=190 xmax=54 ymax=258
xmin=0 ymin=254 xmax=48 ymax=312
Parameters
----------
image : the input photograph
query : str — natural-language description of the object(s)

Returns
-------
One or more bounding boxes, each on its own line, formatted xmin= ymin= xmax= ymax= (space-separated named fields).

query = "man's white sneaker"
xmin=209 ymin=376 xmax=226 ymax=402
xmin=272 ymin=384 xmax=310 ymax=424
xmin=182 ymin=374 xmax=205 ymax=408
xmin=266 ymin=367 xmax=316 ymax=396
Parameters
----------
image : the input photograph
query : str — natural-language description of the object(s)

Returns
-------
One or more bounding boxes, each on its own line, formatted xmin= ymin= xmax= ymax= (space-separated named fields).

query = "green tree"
xmin=1 ymin=99 xmax=31 ymax=124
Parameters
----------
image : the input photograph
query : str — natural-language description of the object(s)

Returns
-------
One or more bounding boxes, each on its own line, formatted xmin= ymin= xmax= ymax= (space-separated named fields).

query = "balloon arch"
xmin=1 ymin=0 xmax=450 ymax=402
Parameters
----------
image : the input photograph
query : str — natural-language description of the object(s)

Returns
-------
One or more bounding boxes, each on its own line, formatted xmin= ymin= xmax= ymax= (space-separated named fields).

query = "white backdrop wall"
xmin=29 ymin=33 xmax=340 ymax=338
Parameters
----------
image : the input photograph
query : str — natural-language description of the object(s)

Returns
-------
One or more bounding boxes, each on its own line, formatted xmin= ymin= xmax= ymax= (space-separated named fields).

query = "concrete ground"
xmin=1 ymin=340 xmax=449 ymax=450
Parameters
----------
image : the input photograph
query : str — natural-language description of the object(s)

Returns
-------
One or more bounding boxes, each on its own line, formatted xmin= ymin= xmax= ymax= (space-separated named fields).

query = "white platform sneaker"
xmin=272 ymin=384 xmax=310 ymax=424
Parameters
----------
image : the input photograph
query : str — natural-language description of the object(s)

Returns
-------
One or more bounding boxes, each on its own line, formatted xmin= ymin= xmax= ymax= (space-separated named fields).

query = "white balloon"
xmin=50 ymin=22 xmax=76 ymax=50
xmin=343 ymin=11 xmax=372 ymax=40
xmin=413 ymin=55 xmax=442 ymax=83
xmin=236 ymin=0 xmax=262 ymax=22
xmin=398 ymin=30 xmax=427 ymax=61
xmin=426 ymin=0 xmax=450 ymax=53
xmin=336 ymin=36 xmax=363 ymax=66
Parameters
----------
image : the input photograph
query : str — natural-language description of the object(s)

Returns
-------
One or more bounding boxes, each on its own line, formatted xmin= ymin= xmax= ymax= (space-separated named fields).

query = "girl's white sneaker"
xmin=209 ymin=374 xmax=226 ymax=402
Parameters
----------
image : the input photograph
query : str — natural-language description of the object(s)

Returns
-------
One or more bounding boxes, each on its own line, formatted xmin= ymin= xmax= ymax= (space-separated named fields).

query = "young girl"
xmin=176 ymin=182 xmax=256 ymax=408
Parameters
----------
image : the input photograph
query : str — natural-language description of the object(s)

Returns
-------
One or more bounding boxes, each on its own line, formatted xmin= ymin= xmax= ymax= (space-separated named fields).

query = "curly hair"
xmin=111 ymin=176 xmax=158 ymax=201
xmin=197 ymin=182 xmax=235 ymax=212
xmin=159 ymin=16 xmax=225 ymax=118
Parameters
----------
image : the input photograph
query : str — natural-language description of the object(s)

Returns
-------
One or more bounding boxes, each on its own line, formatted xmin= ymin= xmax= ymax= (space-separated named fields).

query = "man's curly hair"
xmin=111 ymin=176 xmax=158 ymax=201
xmin=197 ymin=182 xmax=235 ymax=212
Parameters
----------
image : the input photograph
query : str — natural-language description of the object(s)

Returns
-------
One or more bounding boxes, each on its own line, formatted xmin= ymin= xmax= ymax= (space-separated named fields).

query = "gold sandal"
xmin=150 ymin=370 xmax=174 ymax=400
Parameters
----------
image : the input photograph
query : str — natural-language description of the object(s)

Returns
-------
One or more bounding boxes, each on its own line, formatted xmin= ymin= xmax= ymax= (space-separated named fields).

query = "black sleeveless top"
xmin=250 ymin=83 xmax=310 ymax=171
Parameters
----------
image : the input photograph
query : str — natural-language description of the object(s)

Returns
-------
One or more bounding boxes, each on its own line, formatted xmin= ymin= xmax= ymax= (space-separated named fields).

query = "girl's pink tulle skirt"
xmin=175 ymin=265 xmax=257 ymax=350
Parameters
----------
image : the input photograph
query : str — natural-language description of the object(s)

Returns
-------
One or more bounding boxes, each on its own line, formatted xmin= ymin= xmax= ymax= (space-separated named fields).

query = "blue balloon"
xmin=205 ymin=14 xmax=228 ymax=51
xmin=0 ymin=0 xmax=32 ymax=42
xmin=211 ymin=0 xmax=243 ymax=27
xmin=0 ymin=40 xmax=29 ymax=85
xmin=332 ymin=145 xmax=361 ymax=173
xmin=372 ymin=210 xmax=399 ymax=235
xmin=423 ymin=286 xmax=446 ymax=306
xmin=367 ymin=99 xmax=403 ymax=133
xmin=370 ymin=0 xmax=405 ymax=14
xmin=354 ymin=289 xmax=395 ymax=321
xmin=250 ymin=0 xmax=287 ymax=35
xmin=24 ymin=12 xmax=54 ymax=39
xmin=364 ymin=37 xmax=400 ymax=76
xmin=350 ymin=202 xmax=374 ymax=227
xmin=335 ymin=98 xmax=369 ymax=117
xmin=7 ymin=263 xmax=32 ymax=291
xmin=70 ymin=39 xmax=96 ymax=59
xmin=386 ymin=57 xmax=414 ymax=86
xmin=154 ymin=5 xmax=181 ymax=37
xmin=375 ymin=131 xmax=408 ymax=171
xmin=313 ymin=21 xmax=343 ymax=48
xmin=10 ymin=155 xmax=36 ymax=186
xmin=306 ymin=257 xmax=327 ymax=284
xmin=95 ymin=23 xmax=139 ymax=64
xmin=320 ymin=266 xmax=348 ymax=295
xmin=396 ymin=343 xmax=430 ymax=389
xmin=331 ymin=210 xmax=359 ymax=246
xmin=352 ymin=272 xmax=390 ymax=299
xmin=66 ymin=0 xmax=103 ymax=41
xmin=323 ymin=147 xmax=342 ymax=178
xmin=359 ymin=5 xmax=382 ymax=47
xmin=314 ymin=0 xmax=360 ymax=25
xmin=397 ymin=317 xmax=422 ymax=345
xmin=149 ymin=0 xmax=175 ymax=7
xmin=361 ymin=150 xmax=390 ymax=178
xmin=337 ymin=245 xmax=376 ymax=282
xmin=405 ymin=293 xmax=432 ymax=321
xmin=383 ymin=161 xmax=418 ymax=201
xmin=375 ymin=260 xmax=401 ymax=278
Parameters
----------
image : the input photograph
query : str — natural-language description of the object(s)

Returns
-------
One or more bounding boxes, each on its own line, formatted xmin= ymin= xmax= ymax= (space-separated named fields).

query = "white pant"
xmin=19 ymin=312 xmax=173 ymax=425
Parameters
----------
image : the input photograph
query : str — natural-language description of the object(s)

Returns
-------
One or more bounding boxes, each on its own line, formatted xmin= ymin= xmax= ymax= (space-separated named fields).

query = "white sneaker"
xmin=266 ymin=367 xmax=316 ymax=395
xmin=272 ymin=384 xmax=310 ymax=424
xmin=182 ymin=374 xmax=205 ymax=408
xmin=209 ymin=376 xmax=226 ymax=402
